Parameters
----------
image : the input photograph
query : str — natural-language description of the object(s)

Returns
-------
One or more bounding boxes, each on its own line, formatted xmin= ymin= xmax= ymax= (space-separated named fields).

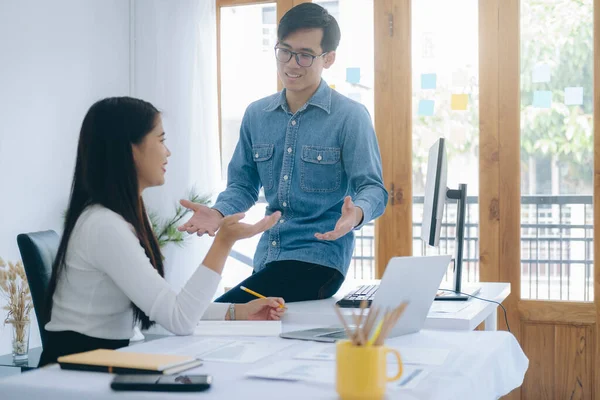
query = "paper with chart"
xmin=194 ymin=320 xmax=281 ymax=336
xmin=293 ymin=344 xmax=449 ymax=366
xmin=127 ymin=336 xmax=292 ymax=363
xmin=199 ymin=340 xmax=292 ymax=363
xmin=246 ymin=360 xmax=429 ymax=390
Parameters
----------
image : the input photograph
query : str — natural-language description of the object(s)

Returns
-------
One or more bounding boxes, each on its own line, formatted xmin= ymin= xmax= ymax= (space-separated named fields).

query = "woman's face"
xmin=132 ymin=116 xmax=171 ymax=191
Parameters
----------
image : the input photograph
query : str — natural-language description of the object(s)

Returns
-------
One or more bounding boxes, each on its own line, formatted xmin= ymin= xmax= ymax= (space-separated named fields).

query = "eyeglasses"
xmin=274 ymin=47 xmax=329 ymax=68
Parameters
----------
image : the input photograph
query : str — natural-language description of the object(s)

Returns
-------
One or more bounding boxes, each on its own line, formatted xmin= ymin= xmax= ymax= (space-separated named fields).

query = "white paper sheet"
xmin=194 ymin=321 xmax=282 ymax=336
xmin=293 ymin=344 xmax=449 ymax=366
xmin=200 ymin=340 xmax=293 ymax=363
xmin=127 ymin=336 xmax=293 ymax=363
xmin=428 ymin=301 xmax=471 ymax=314
xmin=246 ymin=360 xmax=429 ymax=390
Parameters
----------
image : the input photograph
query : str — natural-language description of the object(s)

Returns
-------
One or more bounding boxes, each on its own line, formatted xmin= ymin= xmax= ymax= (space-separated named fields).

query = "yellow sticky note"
xmin=451 ymin=94 xmax=468 ymax=110
xmin=329 ymin=84 xmax=336 ymax=90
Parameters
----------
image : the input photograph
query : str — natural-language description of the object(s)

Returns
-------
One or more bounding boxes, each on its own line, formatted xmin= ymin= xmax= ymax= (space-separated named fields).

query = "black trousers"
xmin=214 ymin=260 xmax=345 ymax=303
xmin=39 ymin=330 xmax=129 ymax=367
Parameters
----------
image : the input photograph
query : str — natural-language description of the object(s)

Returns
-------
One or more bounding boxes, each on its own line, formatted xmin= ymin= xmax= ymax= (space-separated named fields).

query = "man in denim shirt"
xmin=180 ymin=3 xmax=387 ymax=303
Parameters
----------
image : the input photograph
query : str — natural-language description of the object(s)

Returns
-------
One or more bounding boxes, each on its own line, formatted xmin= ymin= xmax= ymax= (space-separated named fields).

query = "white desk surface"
xmin=0 ymin=325 xmax=527 ymax=400
xmin=285 ymin=280 xmax=511 ymax=331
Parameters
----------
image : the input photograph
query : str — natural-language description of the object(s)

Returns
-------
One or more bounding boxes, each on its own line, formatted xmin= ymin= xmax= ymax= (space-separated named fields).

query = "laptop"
xmin=280 ymin=255 xmax=451 ymax=342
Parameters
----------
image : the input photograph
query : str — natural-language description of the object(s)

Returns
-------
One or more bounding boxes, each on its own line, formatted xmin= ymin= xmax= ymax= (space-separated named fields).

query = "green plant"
xmin=148 ymin=188 xmax=212 ymax=248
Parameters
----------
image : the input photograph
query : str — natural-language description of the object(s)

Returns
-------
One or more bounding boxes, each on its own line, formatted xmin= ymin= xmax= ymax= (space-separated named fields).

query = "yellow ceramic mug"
xmin=336 ymin=340 xmax=403 ymax=400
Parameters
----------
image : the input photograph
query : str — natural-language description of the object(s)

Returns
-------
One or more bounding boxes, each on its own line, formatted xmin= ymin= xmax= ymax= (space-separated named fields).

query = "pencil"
xmin=240 ymin=286 xmax=285 ymax=308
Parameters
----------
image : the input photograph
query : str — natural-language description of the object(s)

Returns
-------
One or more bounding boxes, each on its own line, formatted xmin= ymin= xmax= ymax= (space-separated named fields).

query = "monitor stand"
xmin=432 ymin=183 xmax=480 ymax=302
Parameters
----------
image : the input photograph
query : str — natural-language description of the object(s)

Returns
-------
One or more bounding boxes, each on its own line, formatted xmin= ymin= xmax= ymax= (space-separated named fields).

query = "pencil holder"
xmin=335 ymin=340 xmax=403 ymax=400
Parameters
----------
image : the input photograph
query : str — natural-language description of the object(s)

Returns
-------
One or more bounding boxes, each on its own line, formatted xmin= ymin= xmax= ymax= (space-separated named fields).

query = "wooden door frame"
xmin=374 ymin=0 xmax=412 ymax=278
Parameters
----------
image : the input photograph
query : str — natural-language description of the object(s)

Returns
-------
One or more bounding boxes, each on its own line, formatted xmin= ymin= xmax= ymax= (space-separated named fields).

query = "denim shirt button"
xmin=287 ymin=147 xmax=292 ymax=153
xmin=283 ymin=175 xmax=289 ymax=181
xmin=317 ymin=155 xmax=322 ymax=161
xmin=271 ymin=241 xmax=277 ymax=246
xmin=282 ymin=202 xmax=287 ymax=207
xmin=291 ymin=120 xmax=296 ymax=126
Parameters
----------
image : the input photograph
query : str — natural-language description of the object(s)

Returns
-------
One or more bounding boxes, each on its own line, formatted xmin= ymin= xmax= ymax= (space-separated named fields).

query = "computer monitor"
xmin=421 ymin=137 xmax=480 ymax=301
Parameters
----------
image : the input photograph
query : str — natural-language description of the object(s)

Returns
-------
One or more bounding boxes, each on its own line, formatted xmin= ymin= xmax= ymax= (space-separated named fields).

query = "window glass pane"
xmin=219 ymin=3 xmax=277 ymax=289
xmin=220 ymin=3 xmax=277 ymax=179
xmin=411 ymin=0 xmax=480 ymax=286
xmin=520 ymin=0 xmax=594 ymax=301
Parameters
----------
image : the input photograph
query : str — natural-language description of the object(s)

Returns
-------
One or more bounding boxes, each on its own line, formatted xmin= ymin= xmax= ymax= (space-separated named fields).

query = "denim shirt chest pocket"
xmin=252 ymin=144 xmax=274 ymax=190
xmin=300 ymin=145 xmax=342 ymax=193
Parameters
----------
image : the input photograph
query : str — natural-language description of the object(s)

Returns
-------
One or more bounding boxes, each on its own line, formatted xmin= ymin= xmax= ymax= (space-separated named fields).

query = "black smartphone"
xmin=111 ymin=374 xmax=212 ymax=392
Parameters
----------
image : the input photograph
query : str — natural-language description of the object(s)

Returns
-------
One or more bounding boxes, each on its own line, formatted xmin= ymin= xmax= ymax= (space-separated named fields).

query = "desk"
xmin=0 ymin=347 xmax=42 ymax=372
xmin=0 ymin=323 xmax=528 ymax=400
xmin=286 ymin=281 xmax=510 ymax=332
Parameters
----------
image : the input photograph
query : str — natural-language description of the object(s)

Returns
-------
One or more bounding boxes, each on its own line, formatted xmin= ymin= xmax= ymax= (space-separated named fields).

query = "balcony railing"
xmin=350 ymin=195 xmax=594 ymax=301
xmin=229 ymin=195 xmax=593 ymax=301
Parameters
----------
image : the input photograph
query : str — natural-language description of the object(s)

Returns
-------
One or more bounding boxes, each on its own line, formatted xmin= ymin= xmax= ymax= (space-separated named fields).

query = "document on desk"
xmin=428 ymin=302 xmax=471 ymax=314
xmin=194 ymin=321 xmax=281 ymax=336
xmin=128 ymin=336 xmax=293 ymax=364
xmin=199 ymin=340 xmax=293 ymax=363
xmin=293 ymin=344 xmax=450 ymax=366
xmin=246 ymin=360 xmax=429 ymax=390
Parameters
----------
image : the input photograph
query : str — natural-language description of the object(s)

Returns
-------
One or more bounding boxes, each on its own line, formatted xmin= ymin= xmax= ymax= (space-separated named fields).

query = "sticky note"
xmin=533 ymin=91 xmax=552 ymax=108
xmin=346 ymin=67 xmax=361 ymax=84
xmin=452 ymin=70 xmax=469 ymax=88
xmin=329 ymin=84 xmax=336 ymax=90
xmin=451 ymin=94 xmax=468 ymax=111
xmin=418 ymin=100 xmax=435 ymax=116
xmin=564 ymin=87 xmax=583 ymax=105
xmin=532 ymin=63 xmax=551 ymax=83
xmin=421 ymin=73 xmax=437 ymax=90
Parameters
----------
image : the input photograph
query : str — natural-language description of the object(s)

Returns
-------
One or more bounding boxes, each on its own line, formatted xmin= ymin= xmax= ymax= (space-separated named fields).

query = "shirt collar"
xmin=263 ymin=79 xmax=332 ymax=114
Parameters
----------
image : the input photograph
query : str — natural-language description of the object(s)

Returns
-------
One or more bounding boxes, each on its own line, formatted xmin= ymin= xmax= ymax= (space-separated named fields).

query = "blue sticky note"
xmin=421 ymin=73 xmax=437 ymax=89
xmin=564 ymin=87 xmax=583 ymax=105
xmin=533 ymin=91 xmax=552 ymax=108
xmin=418 ymin=100 xmax=435 ymax=116
xmin=346 ymin=67 xmax=361 ymax=84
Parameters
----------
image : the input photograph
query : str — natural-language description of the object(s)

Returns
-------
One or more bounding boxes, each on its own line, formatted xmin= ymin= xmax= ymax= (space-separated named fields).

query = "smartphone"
xmin=111 ymin=374 xmax=212 ymax=392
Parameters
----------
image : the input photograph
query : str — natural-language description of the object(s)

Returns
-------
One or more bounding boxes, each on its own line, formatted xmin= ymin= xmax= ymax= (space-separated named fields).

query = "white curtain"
xmin=133 ymin=0 xmax=221 ymax=290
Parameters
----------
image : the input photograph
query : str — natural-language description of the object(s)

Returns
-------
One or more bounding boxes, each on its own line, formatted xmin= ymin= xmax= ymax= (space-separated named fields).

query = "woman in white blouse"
xmin=40 ymin=97 xmax=284 ymax=366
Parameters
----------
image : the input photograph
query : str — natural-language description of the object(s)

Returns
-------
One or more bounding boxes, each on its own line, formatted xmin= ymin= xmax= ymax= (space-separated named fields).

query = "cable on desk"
xmin=436 ymin=289 xmax=511 ymax=333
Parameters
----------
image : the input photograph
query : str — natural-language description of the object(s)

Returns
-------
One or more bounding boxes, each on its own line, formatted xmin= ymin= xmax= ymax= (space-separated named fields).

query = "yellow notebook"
xmin=57 ymin=349 xmax=202 ymax=375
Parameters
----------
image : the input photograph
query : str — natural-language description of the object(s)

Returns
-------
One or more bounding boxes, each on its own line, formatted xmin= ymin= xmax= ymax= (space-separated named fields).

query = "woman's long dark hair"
xmin=46 ymin=97 xmax=164 ymax=330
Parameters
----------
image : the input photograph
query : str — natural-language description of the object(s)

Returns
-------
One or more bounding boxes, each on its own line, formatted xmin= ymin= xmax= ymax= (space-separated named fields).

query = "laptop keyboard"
xmin=336 ymin=284 xmax=379 ymax=308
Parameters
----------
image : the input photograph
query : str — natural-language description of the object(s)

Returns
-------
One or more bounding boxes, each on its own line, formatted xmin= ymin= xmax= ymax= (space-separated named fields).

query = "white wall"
xmin=0 ymin=0 xmax=131 ymax=356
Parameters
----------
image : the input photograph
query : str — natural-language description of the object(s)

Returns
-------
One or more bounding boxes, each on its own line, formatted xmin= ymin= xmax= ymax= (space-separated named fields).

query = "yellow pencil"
xmin=367 ymin=319 xmax=384 ymax=346
xmin=240 ymin=286 xmax=285 ymax=308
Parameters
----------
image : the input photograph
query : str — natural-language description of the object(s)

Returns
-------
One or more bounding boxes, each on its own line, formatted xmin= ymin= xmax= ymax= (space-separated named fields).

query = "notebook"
xmin=57 ymin=349 xmax=202 ymax=375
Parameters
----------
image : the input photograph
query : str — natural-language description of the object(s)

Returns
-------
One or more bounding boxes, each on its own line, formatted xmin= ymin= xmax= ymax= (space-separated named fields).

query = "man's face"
xmin=275 ymin=28 xmax=335 ymax=94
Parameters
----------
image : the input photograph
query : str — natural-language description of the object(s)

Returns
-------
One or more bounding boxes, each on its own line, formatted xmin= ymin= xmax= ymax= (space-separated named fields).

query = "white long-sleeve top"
xmin=45 ymin=204 xmax=230 ymax=340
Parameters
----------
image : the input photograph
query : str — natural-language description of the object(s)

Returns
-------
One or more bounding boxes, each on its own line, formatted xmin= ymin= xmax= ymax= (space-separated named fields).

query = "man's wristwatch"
xmin=228 ymin=303 xmax=236 ymax=320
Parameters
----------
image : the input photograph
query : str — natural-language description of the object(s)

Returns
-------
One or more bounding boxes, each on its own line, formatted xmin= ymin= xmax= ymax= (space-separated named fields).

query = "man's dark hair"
xmin=277 ymin=3 xmax=341 ymax=52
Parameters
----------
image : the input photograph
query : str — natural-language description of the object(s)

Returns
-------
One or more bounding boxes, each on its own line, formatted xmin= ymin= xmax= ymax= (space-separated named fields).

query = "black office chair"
xmin=16 ymin=230 xmax=60 ymax=349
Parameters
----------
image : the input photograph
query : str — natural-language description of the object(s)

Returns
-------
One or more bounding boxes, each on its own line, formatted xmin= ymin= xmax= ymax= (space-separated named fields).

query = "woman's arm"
xmin=86 ymin=209 xmax=280 ymax=335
